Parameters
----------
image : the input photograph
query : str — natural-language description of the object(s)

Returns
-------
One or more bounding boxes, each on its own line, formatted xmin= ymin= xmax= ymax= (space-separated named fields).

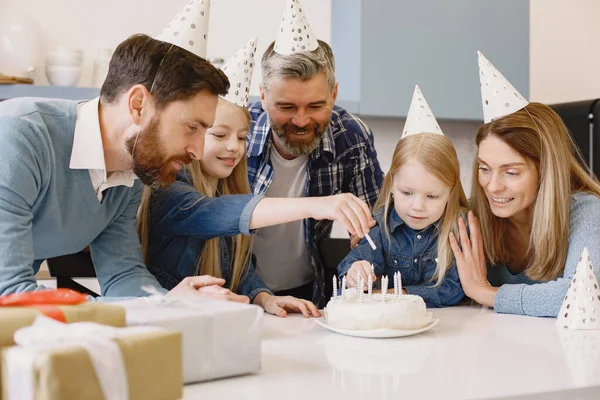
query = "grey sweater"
xmin=489 ymin=192 xmax=600 ymax=317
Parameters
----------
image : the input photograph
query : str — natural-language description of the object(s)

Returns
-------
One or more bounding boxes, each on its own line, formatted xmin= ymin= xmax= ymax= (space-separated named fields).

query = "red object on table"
xmin=0 ymin=289 xmax=88 ymax=322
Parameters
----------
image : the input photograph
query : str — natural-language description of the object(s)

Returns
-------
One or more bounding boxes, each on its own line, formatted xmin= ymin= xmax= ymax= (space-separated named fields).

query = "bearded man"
xmin=246 ymin=2 xmax=384 ymax=307
xmin=0 ymin=32 xmax=232 ymax=298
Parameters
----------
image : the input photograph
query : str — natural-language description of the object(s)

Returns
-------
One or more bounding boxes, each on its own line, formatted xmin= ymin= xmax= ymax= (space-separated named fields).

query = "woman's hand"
xmin=449 ymin=211 xmax=497 ymax=307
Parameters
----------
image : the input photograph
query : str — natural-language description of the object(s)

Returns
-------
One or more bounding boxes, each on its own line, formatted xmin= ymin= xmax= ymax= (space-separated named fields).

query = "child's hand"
xmin=309 ymin=193 xmax=375 ymax=239
xmin=346 ymin=261 xmax=376 ymax=291
xmin=253 ymin=292 xmax=321 ymax=318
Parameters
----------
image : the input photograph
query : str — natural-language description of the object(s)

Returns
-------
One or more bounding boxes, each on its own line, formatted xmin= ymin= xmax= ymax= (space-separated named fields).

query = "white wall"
xmin=530 ymin=0 xmax=600 ymax=104
xmin=2 ymin=0 xmax=331 ymax=95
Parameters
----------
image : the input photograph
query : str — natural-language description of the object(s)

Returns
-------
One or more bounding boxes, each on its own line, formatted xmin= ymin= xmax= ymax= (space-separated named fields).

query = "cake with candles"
xmin=325 ymin=273 xmax=432 ymax=331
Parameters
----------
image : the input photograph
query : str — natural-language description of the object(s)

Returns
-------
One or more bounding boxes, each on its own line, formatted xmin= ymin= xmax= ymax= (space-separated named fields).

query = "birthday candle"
xmin=367 ymin=267 xmax=373 ymax=297
xmin=398 ymin=272 xmax=403 ymax=295
xmin=357 ymin=274 xmax=363 ymax=304
xmin=332 ymin=276 xmax=338 ymax=298
xmin=365 ymin=233 xmax=377 ymax=250
xmin=341 ymin=276 xmax=346 ymax=296
xmin=393 ymin=272 xmax=399 ymax=297
xmin=381 ymin=276 xmax=388 ymax=302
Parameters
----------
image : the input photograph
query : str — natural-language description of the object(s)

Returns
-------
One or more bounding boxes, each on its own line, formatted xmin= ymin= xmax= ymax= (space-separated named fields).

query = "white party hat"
xmin=556 ymin=248 xmax=600 ymax=330
xmin=221 ymin=37 xmax=258 ymax=107
xmin=274 ymin=0 xmax=319 ymax=55
xmin=402 ymin=85 xmax=444 ymax=138
xmin=478 ymin=51 xmax=529 ymax=123
xmin=155 ymin=0 xmax=211 ymax=59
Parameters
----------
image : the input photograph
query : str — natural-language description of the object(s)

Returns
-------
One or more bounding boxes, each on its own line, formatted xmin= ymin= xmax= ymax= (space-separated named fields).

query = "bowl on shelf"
xmin=45 ymin=65 xmax=81 ymax=87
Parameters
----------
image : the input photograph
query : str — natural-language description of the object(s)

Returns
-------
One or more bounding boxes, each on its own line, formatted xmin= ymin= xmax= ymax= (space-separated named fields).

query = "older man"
xmin=248 ymin=0 xmax=384 ymax=306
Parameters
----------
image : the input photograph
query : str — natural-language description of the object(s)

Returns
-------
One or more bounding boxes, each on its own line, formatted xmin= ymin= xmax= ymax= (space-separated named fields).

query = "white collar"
xmin=69 ymin=97 xmax=137 ymax=183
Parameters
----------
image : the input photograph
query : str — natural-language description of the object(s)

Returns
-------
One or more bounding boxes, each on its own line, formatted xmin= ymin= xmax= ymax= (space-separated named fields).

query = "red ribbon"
xmin=0 ymin=289 xmax=88 ymax=323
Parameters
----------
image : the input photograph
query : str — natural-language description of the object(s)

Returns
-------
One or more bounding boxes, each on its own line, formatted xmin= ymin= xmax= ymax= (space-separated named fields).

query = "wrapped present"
xmin=117 ymin=295 xmax=263 ymax=383
xmin=2 ymin=316 xmax=182 ymax=400
xmin=0 ymin=289 xmax=126 ymax=348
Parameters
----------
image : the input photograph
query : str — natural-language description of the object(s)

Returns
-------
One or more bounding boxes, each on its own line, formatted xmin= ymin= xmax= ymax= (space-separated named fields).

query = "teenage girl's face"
xmin=391 ymin=159 xmax=451 ymax=230
xmin=200 ymin=103 xmax=249 ymax=181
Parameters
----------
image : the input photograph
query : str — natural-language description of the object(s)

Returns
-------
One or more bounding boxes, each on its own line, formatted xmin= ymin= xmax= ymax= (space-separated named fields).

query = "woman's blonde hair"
xmin=374 ymin=133 xmax=470 ymax=286
xmin=471 ymin=102 xmax=600 ymax=281
xmin=138 ymin=99 xmax=254 ymax=292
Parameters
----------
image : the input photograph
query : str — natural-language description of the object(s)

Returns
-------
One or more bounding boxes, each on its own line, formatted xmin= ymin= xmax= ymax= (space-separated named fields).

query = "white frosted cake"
xmin=325 ymin=288 xmax=432 ymax=331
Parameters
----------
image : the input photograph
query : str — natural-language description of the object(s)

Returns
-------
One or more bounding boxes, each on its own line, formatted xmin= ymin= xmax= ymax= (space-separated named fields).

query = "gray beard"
xmin=272 ymin=128 xmax=323 ymax=157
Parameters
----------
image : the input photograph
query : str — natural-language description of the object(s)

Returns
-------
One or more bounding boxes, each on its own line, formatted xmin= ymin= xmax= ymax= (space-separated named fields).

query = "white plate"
xmin=315 ymin=317 xmax=439 ymax=338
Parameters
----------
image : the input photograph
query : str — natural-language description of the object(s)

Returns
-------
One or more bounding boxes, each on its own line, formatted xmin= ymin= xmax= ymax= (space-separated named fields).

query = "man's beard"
xmin=270 ymin=119 xmax=329 ymax=157
xmin=126 ymin=116 xmax=191 ymax=190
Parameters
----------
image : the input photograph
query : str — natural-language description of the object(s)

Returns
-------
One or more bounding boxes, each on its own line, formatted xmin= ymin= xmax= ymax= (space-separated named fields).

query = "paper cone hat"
xmin=478 ymin=51 xmax=528 ymax=123
xmin=402 ymin=85 xmax=444 ymax=138
xmin=274 ymin=0 xmax=319 ymax=55
xmin=221 ymin=37 xmax=257 ymax=107
xmin=155 ymin=0 xmax=211 ymax=59
xmin=556 ymin=248 xmax=600 ymax=330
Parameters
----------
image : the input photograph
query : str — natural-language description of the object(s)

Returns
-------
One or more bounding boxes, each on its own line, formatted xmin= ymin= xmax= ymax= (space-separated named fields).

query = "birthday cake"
xmin=325 ymin=270 xmax=433 ymax=333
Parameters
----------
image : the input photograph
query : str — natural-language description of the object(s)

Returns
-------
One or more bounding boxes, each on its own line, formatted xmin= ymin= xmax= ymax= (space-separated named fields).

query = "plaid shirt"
xmin=247 ymin=102 xmax=384 ymax=306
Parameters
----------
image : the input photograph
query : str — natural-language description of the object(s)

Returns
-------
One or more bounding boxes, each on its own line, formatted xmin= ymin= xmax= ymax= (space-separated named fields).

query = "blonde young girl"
xmin=338 ymin=87 xmax=469 ymax=307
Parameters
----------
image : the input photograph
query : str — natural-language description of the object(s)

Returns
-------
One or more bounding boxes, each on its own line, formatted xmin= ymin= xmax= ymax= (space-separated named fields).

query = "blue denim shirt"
xmin=145 ymin=171 xmax=272 ymax=301
xmin=337 ymin=208 xmax=464 ymax=308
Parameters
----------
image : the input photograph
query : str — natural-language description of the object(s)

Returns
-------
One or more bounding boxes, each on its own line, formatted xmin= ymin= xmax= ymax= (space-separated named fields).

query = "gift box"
xmin=117 ymin=296 xmax=264 ymax=383
xmin=0 ymin=290 xmax=126 ymax=348
xmin=2 ymin=316 xmax=182 ymax=400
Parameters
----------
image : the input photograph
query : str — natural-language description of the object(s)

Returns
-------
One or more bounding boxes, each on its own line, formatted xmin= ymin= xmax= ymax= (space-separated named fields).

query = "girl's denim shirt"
xmin=146 ymin=170 xmax=272 ymax=301
xmin=338 ymin=207 xmax=464 ymax=307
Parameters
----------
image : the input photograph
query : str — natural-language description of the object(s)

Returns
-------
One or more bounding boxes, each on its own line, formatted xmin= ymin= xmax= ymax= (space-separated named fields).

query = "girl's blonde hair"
xmin=138 ymin=99 xmax=254 ymax=292
xmin=374 ymin=133 xmax=470 ymax=286
xmin=471 ymin=102 xmax=600 ymax=281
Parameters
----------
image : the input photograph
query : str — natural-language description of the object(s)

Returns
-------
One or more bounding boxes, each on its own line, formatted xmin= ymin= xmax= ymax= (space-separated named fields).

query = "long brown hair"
xmin=138 ymin=99 xmax=253 ymax=292
xmin=471 ymin=102 xmax=600 ymax=281
xmin=375 ymin=133 xmax=470 ymax=286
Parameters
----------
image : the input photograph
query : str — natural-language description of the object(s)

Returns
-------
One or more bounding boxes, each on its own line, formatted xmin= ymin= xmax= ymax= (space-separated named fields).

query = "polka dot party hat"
xmin=401 ymin=85 xmax=444 ymax=138
xmin=478 ymin=51 xmax=528 ymax=123
xmin=274 ymin=0 xmax=319 ymax=55
xmin=556 ymin=247 xmax=600 ymax=330
xmin=155 ymin=0 xmax=211 ymax=59
xmin=221 ymin=36 xmax=258 ymax=107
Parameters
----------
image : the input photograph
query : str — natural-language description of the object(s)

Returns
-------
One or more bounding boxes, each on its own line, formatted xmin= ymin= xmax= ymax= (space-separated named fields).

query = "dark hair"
xmin=100 ymin=34 xmax=229 ymax=109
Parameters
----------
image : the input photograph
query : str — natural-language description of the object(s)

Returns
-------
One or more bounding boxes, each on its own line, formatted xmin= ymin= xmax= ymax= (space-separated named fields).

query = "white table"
xmin=183 ymin=306 xmax=600 ymax=400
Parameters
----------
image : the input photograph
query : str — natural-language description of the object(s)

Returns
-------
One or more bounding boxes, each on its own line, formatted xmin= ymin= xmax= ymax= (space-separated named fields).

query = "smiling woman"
xmin=454 ymin=102 xmax=600 ymax=317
